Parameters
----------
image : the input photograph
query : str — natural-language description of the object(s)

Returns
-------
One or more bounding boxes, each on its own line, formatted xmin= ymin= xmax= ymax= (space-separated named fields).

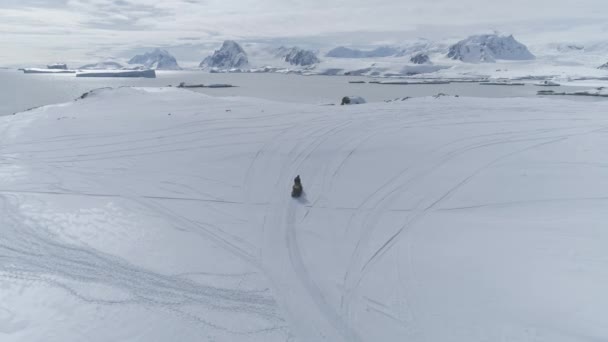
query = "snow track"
xmin=1 ymin=87 xmax=608 ymax=341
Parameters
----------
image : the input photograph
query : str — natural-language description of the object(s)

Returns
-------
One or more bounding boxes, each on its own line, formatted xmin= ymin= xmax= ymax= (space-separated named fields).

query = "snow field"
xmin=0 ymin=87 xmax=607 ymax=341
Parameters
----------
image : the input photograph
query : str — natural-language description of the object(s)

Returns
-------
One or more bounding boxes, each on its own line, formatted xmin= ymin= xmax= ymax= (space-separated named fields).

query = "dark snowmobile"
xmin=291 ymin=175 xmax=303 ymax=198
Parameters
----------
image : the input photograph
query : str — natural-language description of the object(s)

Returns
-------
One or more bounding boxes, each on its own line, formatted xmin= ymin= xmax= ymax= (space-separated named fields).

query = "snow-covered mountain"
xmin=200 ymin=40 xmax=249 ymax=70
xmin=325 ymin=46 xmax=401 ymax=58
xmin=447 ymin=34 xmax=535 ymax=63
xmin=128 ymin=49 xmax=181 ymax=70
xmin=278 ymin=47 xmax=319 ymax=66
xmin=599 ymin=62 xmax=608 ymax=70
xmin=410 ymin=53 xmax=431 ymax=64
xmin=79 ymin=61 xmax=124 ymax=70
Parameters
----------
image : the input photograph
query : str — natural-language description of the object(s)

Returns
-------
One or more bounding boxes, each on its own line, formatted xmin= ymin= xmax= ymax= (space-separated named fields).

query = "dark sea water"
xmin=0 ymin=69 xmax=604 ymax=116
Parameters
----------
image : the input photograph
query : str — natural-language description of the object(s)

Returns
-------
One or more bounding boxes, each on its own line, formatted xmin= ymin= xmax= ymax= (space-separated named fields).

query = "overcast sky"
xmin=1 ymin=0 xmax=607 ymax=65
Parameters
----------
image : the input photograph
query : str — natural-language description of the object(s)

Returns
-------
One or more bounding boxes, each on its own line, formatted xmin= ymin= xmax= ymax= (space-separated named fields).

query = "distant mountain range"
xmin=55 ymin=33 xmax=607 ymax=78
xmin=129 ymin=49 xmax=181 ymax=70
xmin=325 ymin=46 xmax=402 ymax=58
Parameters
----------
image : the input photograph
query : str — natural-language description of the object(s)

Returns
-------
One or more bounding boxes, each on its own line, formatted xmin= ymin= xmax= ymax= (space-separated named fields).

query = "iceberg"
xmin=23 ymin=68 xmax=75 ymax=74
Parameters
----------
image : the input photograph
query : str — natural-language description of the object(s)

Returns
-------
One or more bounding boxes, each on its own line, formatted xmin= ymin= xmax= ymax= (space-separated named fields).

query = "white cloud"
xmin=0 ymin=0 xmax=607 ymax=65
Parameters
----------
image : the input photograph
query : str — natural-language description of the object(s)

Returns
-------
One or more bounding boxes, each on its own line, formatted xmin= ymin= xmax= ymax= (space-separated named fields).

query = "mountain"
xmin=447 ymin=34 xmax=535 ymax=63
xmin=599 ymin=62 xmax=608 ymax=70
xmin=410 ymin=53 xmax=431 ymax=64
xmin=325 ymin=46 xmax=400 ymax=58
xmin=79 ymin=61 xmax=124 ymax=70
xmin=128 ymin=49 xmax=180 ymax=70
xmin=200 ymin=40 xmax=249 ymax=70
xmin=277 ymin=47 xmax=319 ymax=66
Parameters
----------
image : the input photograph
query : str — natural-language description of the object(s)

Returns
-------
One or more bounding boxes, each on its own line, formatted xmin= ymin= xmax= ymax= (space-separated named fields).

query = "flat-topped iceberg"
xmin=23 ymin=68 xmax=75 ymax=74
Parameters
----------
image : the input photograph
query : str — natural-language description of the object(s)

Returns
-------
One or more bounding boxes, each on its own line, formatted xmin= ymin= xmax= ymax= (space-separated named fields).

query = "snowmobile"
xmin=291 ymin=175 xmax=303 ymax=198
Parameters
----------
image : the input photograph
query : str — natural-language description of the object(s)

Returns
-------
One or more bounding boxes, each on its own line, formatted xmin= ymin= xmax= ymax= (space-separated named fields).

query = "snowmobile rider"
xmin=292 ymin=175 xmax=303 ymax=198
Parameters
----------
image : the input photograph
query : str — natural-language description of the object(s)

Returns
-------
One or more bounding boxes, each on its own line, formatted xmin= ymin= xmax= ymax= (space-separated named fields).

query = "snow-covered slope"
xmin=2 ymin=87 xmax=608 ymax=342
xmin=79 ymin=61 xmax=124 ymax=70
xmin=128 ymin=49 xmax=181 ymax=70
xmin=448 ymin=34 xmax=535 ymax=63
xmin=326 ymin=46 xmax=401 ymax=58
xmin=200 ymin=41 xmax=249 ymax=70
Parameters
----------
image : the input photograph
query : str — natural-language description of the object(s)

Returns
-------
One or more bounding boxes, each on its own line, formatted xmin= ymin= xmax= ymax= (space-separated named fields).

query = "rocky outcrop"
xmin=200 ymin=41 xmax=249 ymax=70
xmin=279 ymin=47 xmax=320 ymax=66
xmin=447 ymin=34 xmax=535 ymax=63
xmin=128 ymin=49 xmax=180 ymax=70
xmin=410 ymin=53 xmax=430 ymax=64
xmin=340 ymin=96 xmax=366 ymax=105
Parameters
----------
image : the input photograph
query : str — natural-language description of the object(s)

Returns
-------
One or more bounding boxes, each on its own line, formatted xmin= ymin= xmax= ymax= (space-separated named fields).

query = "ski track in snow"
xmin=1 ymin=88 xmax=608 ymax=341
xmin=0 ymin=195 xmax=285 ymax=334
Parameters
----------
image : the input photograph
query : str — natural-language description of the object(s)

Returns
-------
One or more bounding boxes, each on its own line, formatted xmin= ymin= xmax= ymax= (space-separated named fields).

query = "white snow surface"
xmin=1 ymin=87 xmax=608 ymax=342
xmin=22 ymin=68 xmax=76 ymax=74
